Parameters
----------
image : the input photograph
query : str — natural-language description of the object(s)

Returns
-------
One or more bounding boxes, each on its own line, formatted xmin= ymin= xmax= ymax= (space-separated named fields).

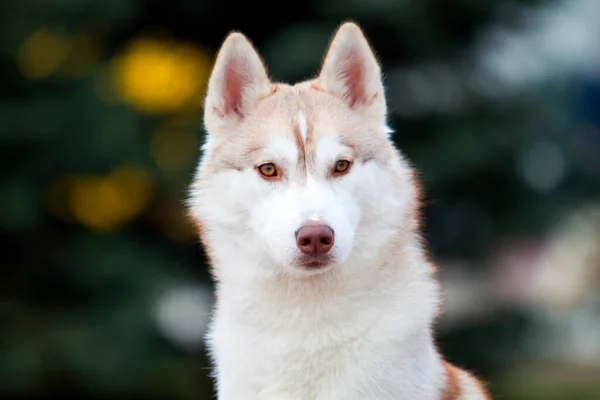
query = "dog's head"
xmin=189 ymin=23 xmax=418 ymax=278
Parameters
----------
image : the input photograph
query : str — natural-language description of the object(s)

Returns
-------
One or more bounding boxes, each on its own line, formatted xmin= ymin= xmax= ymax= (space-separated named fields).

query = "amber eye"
xmin=257 ymin=163 xmax=278 ymax=178
xmin=333 ymin=160 xmax=351 ymax=174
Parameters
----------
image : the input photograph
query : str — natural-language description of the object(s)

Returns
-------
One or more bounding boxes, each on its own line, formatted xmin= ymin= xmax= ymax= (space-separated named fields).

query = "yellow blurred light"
xmin=69 ymin=177 xmax=124 ymax=232
xmin=18 ymin=27 xmax=72 ymax=79
xmin=68 ymin=164 xmax=154 ymax=232
xmin=150 ymin=123 xmax=199 ymax=173
xmin=112 ymin=37 xmax=211 ymax=114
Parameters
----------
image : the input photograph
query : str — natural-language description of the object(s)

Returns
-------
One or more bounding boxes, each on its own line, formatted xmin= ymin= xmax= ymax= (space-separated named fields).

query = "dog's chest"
xmin=212 ymin=318 xmax=378 ymax=400
xmin=208 ymin=317 xmax=427 ymax=399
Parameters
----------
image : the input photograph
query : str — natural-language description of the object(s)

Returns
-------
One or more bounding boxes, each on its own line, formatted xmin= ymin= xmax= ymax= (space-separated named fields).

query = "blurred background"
xmin=1 ymin=0 xmax=600 ymax=399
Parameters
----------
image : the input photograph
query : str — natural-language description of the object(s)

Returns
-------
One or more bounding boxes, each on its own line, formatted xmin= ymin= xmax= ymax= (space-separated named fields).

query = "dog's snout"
xmin=295 ymin=225 xmax=334 ymax=256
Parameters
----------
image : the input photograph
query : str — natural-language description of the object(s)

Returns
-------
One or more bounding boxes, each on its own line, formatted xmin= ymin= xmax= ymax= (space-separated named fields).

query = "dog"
xmin=188 ymin=21 xmax=490 ymax=399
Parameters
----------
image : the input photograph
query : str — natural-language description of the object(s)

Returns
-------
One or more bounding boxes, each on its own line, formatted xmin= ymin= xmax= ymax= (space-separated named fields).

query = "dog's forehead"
xmin=255 ymin=85 xmax=359 ymax=160
xmin=207 ymin=83 xmax=390 ymax=171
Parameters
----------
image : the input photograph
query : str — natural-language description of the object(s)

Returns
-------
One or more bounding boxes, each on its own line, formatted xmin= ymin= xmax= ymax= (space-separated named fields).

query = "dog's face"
xmin=189 ymin=23 xmax=417 ymax=277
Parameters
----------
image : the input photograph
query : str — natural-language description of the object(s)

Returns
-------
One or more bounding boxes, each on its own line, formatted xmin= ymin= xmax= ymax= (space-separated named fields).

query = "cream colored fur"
xmin=188 ymin=22 xmax=489 ymax=400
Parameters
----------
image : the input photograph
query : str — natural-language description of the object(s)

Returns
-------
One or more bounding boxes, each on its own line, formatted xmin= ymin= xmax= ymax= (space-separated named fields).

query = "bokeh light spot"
xmin=68 ymin=164 xmax=154 ymax=232
xmin=112 ymin=37 xmax=211 ymax=114
xmin=18 ymin=27 xmax=72 ymax=79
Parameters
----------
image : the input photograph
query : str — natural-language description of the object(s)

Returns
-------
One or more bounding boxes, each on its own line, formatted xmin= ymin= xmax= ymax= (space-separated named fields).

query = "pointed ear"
xmin=204 ymin=32 xmax=271 ymax=129
xmin=318 ymin=23 xmax=384 ymax=109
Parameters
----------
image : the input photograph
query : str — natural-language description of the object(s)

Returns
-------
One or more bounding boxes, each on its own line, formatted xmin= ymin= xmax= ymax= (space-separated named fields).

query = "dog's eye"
xmin=257 ymin=163 xmax=278 ymax=178
xmin=333 ymin=160 xmax=351 ymax=174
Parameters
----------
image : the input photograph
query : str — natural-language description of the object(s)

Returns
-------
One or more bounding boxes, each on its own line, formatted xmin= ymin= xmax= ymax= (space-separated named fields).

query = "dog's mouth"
xmin=294 ymin=254 xmax=335 ymax=270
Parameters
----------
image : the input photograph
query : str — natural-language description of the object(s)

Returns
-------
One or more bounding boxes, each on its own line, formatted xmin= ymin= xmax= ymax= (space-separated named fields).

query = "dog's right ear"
xmin=318 ymin=22 xmax=384 ymax=112
xmin=204 ymin=33 xmax=271 ymax=131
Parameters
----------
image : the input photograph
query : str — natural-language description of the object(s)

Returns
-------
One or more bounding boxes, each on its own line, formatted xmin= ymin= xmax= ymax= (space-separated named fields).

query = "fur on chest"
xmin=207 ymin=316 xmax=445 ymax=399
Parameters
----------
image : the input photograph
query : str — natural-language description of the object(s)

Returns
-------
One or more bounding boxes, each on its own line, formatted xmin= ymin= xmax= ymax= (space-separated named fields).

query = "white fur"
xmin=265 ymin=137 xmax=299 ymax=164
xmin=189 ymin=22 xmax=488 ymax=400
xmin=297 ymin=111 xmax=307 ymax=142
xmin=190 ymin=130 xmax=447 ymax=399
xmin=457 ymin=371 xmax=485 ymax=399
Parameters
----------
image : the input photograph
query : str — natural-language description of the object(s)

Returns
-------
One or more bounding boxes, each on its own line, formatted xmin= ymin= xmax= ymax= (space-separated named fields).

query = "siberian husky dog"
xmin=188 ymin=21 xmax=490 ymax=400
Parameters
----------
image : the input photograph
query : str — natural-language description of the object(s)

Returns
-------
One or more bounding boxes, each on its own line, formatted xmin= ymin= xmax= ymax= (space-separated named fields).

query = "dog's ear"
xmin=204 ymin=32 xmax=270 ymax=128
xmin=318 ymin=22 xmax=384 ymax=110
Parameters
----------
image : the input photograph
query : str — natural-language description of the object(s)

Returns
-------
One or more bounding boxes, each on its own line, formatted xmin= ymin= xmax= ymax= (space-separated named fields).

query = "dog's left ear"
xmin=318 ymin=22 xmax=384 ymax=110
xmin=204 ymin=32 xmax=271 ymax=132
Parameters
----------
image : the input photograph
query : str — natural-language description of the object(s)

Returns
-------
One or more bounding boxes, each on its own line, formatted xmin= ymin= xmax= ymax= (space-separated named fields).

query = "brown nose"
xmin=295 ymin=225 xmax=335 ymax=256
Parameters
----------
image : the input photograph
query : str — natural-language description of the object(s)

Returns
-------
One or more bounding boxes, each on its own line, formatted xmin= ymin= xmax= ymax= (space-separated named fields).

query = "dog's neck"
xmin=212 ymin=232 xmax=440 ymax=341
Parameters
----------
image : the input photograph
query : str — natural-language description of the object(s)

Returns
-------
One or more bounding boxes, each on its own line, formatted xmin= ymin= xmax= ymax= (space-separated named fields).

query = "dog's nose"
xmin=295 ymin=225 xmax=335 ymax=256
